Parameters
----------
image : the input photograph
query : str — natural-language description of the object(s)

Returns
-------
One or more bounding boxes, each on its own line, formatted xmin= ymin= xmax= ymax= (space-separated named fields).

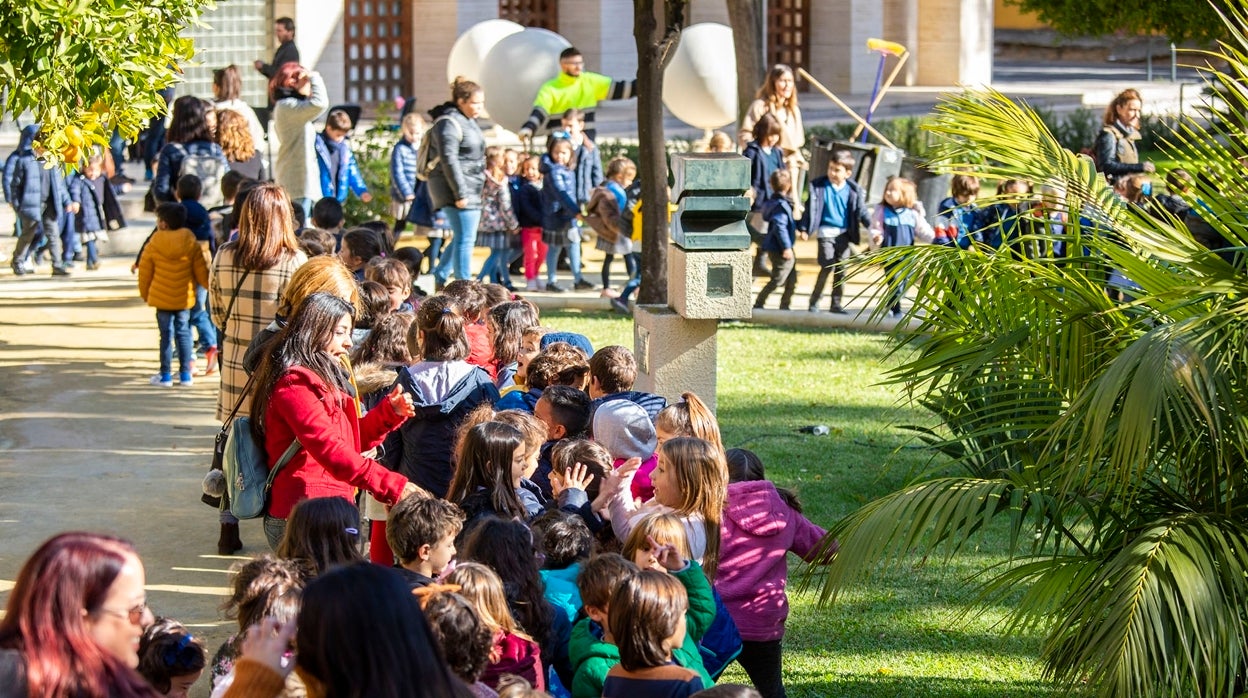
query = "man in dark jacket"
xmin=254 ymin=17 xmax=300 ymax=79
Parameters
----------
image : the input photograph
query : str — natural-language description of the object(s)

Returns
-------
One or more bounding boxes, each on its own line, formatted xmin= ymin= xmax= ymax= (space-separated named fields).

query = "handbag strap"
xmin=221 ymin=267 xmax=252 ymax=333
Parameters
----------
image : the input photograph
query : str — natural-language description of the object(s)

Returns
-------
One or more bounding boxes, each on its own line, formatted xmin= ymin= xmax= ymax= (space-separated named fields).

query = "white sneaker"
xmin=150 ymin=375 xmax=173 ymax=387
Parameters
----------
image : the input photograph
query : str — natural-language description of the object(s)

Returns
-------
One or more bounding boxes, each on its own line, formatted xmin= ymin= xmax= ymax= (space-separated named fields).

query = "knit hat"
xmin=593 ymin=399 xmax=657 ymax=460
xmin=541 ymin=331 xmax=593 ymax=358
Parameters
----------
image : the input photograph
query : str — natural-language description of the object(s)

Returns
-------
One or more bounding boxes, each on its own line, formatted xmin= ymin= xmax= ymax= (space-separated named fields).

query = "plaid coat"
xmin=210 ymin=243 xmax=307 ymax=421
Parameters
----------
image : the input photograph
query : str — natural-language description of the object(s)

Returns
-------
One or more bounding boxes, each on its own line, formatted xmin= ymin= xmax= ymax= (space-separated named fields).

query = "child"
xmin=137 ymin=618 xmax=207 ymax=698
xmin=138 ymin=202 xmax=210 ymax=386
xmin=391 ymin=112 xmax=425 ymax=237
xmin=387 ymin=494 xmax=464 ymax=589
xmin=549 ymin=438 xmax=613 ymax=538
xmin=603 ymin=571 xmax=706 ymax=698
xmin=595 ymin=399 xmax=659 ymax=502
xmin=533 ymin=384 xmax=592 ymax=470
xmin=513 ymin=155 xmax=547 ymax=291
xmin=353 ymin=280 xmax=393 ymax=344
xmin=339 ymin=227 xmax=385 ymax=281
xmin=310 ymin=196 xmax=345 ymax=248
xmin=391 ymin=246 xmax=427 ymax=303
xmin=396 ymin=295 xmax=500 ymax=498
xmin=496 ymin=341 xmax=589 ymax=412
xmin=501 ymin=325 xmax=552 ymax=399
xmin=796 ymin=149 xmax=869 ymax=313
xmin=447 ymin=562 xmax=546 ymax=691
xmin=69 ymin=153 xmax=126 ymax=272
xmin=477 ymin=146 xmax=521 ymax=289
xmin=274 ymin=496 xmax=364 ymax=580
xmin=366 ymin=256 xmax=415 ymax=312
xmin=531 ymin=510 xmax=594 ymax=622
xmin=298 ymin=228 xmax=336 ymax=257
xmin=605 ymin=437 xmax=727 ymax=577
xmin=1155 ymin=168 xmax=1193 ymax=221
xmin=176 ymin=174 xmax=220 ymax=370
xmin=442 ymin=279 xmax=497 ymax=380
xmin=589 ymin=156 xmax=637 ymax=293
xmin=449 ymin=421 xmax=537 ymax=526
xmin=743 ymin=113 xmax=784 ymax=278
xmin=588 ymin=345 xmax=667 ymax=423
xmin=718 ymin=448 xmax=837 ymax=698
xmin=461 ymin=517 xmax=571 ymax=690
xmin=315 ymin=108 xmax=371 ymax=203
xmin=869 ymin=176 xmax=935 ymax=317
xmin=706 ymin=131 xmax=734 ymax=153
xmin=489 ymin=300 xmax=541 ymax=391
xmin=419 ymin=589 xmax=500 ymax=698
xmin=494 ymin=408 xmax=551 ymax=505
xmin=541 ymin=138 xmax=587 ymax=292
xmin=209 ymin=170 xmax=248 ymax=250
xmin=563 ymin=108 xmax=604 ymax=219
xmin=208 ymin=555 xmax=305 ymax=695
xmin=654 ymin=392 xmax=724 ymax=454
xmin=753 ymin=169 xmax=798 ymax=311
xmin=934 ymin=173 xmax=982 ymax=249
xmin=976 ymin=178 xmax=1032 ymax=253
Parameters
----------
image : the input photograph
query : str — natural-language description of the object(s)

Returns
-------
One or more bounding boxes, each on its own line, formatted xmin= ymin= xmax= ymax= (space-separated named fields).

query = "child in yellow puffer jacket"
xmin=139 ymin=202 xmax=211 ymax=387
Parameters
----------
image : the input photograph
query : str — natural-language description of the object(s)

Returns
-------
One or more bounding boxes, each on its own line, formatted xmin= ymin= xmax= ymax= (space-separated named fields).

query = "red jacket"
xmin=264 ymin=365 xmax=409 ymax=519
xmin=465 ymin=321 xmax=497 ymax=381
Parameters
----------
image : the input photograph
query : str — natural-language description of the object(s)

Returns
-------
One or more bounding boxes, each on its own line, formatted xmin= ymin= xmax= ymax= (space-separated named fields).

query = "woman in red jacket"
xmin=249 ymin=291 xmax=421 ymax=549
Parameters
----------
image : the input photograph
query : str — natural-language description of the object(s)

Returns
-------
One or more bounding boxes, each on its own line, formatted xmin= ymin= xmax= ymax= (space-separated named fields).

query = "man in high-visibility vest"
xmin=517 ymin=47 xmax=635 ymax=142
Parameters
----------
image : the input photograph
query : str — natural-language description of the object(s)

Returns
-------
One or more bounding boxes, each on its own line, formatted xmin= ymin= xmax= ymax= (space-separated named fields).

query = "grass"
xmin=538 ymin=309 xmax=1061 ymax=698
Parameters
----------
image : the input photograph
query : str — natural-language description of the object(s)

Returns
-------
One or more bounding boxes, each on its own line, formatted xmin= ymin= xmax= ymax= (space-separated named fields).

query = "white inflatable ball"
xmin=480 ymin=28 xmax=571 ymax=132
xmin=662 ymin=23 xmax=738 ymax=130
xmin=446 ymin=19 xmax=524 ymax=84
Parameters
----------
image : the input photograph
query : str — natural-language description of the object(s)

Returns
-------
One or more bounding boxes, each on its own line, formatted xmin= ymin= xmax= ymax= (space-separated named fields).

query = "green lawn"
xmin=539 ymin=310 xmax=1060 ymax=698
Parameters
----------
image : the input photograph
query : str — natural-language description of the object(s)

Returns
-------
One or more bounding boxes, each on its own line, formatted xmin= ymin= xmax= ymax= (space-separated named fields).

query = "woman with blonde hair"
xmin=209 ymin=183 xmax=307 ymax=555
xmin=217 ymin=109 xmax=267 ymax=181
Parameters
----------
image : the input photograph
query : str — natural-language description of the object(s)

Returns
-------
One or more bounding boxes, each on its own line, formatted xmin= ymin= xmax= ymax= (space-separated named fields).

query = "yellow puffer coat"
xmin=138 ymin=227 xmax=210 ymax=311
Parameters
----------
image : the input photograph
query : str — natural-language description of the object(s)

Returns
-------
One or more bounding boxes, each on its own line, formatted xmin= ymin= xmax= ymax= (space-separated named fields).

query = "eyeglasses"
xmin=96 ymin=602 xmax=147 ymax=625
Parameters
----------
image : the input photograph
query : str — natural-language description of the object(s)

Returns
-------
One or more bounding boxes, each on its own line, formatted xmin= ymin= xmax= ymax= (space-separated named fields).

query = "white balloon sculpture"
xmin=662 ymin=23 xmax=739 ymax=129
xmin=446 ymin=19 xmax=524 ymax=84
xmin=479 ymin=28 xmax=571 ymax=133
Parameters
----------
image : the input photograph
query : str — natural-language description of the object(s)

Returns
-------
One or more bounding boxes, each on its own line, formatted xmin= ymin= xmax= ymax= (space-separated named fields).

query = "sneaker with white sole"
xmin=150 ymin=374 xmax=173 ymax=387
xmin=178 ymin=371 xmax=194 ymax=386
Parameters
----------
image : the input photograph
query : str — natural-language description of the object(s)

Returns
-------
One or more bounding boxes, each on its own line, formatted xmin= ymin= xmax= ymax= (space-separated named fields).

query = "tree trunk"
xmin=634 ymin=0 xmax=686 ymax=306
xmin=726 ymin=0 xmax=764 ymax=124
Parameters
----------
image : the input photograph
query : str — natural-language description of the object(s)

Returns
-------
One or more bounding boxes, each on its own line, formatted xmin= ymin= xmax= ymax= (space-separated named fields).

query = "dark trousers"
xmin=601 ymin=251 xmax=638 ymax=289
xmin=755 ymin=250 xmax=797 ymax=310
xmin=13 ymin=213 xmax=64 ymax=270
xmin=808 ymin=235 xmax=853 ymax=309
xmin=737 ymin=639 xmax=786 ymax=698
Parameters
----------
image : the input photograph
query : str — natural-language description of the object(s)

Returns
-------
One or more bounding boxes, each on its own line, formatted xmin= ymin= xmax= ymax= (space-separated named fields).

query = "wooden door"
xmin=498 ymin=0 xmax=558 ymax=30
xmin=767 ymin=0 xmax=811 ymax=90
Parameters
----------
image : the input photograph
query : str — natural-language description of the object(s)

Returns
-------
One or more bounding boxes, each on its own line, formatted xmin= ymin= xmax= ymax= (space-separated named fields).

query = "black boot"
xmin=217 ymin=522 xmax=243 ymax=555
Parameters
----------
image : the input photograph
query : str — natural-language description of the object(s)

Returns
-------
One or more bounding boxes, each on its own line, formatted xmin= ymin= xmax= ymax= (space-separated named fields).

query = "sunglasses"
xmin=96 ymin=602 xmax=147 ymax=625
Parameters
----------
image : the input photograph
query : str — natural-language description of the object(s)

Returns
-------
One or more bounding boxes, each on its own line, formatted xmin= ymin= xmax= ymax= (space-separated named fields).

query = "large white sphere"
xmin=446 ymin=20 xmax=524 ymax=84
xmin=662 ymin=23 xmax=738 ymax=129
xmin=479 ymin=28 xmax=571 ymax=132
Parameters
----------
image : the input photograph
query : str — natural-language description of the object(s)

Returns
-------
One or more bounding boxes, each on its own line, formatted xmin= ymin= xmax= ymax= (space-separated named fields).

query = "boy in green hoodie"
xmin=568 ymin=551 xmax=715 ymax=698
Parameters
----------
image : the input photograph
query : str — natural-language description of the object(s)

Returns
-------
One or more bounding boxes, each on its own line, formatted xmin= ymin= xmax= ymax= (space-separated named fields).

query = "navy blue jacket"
xmin=8 ymin=125 xmax=70 ymax=221
xmin=760 ymin=195 xmax=797 ymax=253
xmin=540 ymin=155 xmax=580 ymax=231
xmin=742 ymin=140 xmax=784 ymax=211
xmin=182 ymin=199 xmax=215 ymax=251
xmin=395 ymin=366 xmax=500 ymax=498
xmin=511 ymin=175 xmax=544 ymax=228
xmin=798 ymin=176 xmax=869 ymax=245
xmin=69 ymin=172 xmax=126 ymax=233
xmin=572 ymin=139 xmax=604 ymax=205
xmin=390 ymin=136 xmax=419 ymax=199
xmin=153 ymin=140 xmax=229 ymax=203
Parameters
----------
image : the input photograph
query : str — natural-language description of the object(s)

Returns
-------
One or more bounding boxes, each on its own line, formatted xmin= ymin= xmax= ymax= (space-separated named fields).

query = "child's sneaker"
xmin=150 ymin=374 xmax=173 ymax=387
xmin=526 ymin=278 xmax=540 ymax=292
xmin=178 ymin=371 xmax=194 ymax=386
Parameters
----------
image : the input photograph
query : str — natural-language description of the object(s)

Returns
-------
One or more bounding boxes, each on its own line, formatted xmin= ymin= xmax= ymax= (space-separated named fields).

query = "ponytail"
xmin=725 ymin=447 xmax=803 ymax=513
xmin=655 ymin=392 xmax=724 ymax=454
xmin=410 ymin=295 xmax=469 ymax=361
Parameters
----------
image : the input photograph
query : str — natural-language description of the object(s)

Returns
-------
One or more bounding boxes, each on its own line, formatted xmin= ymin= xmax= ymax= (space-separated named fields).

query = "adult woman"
xmin=738 ymin=65 xmax=807 ymax=211
xmin=224 ymin=563 xmax=467 ymax=698
xmin=152 ymin=96 xmax=231 ymax=206
xmin=250 ymin=292 xmax=421 ymax=549
xmin=241 ymin=255 xmax=361 ymax=375
xmin=270 ymin=63 xmax=329 ymax=219
xmin=218 ymin=109 xmax=268 ymax=181
xmin=427 ymin=78 xmax=487 ymax=286
xmin=210 ymin=184 xmax=307 ymax=554
xmin=213 ymin=65 xmax=268 ymax=148
xmin=0 ymin=532 xmax=160 ymax=698
xmin=1095 ymin=88 xmax=1156 ymax=185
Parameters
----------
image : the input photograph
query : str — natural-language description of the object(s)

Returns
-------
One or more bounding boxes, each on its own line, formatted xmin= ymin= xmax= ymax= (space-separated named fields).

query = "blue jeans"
xmin=263 ymin=515 xmax=288 ymax=551
xmin=425 ymin=237 xmax=444 ymax=274
xmin=618 ymin=252 xmax=643 ymax=303
xmin=545 ymin=234 xmax=583 ymax=285
xmin=434 ymin=206 xmax=480 ymax=282
xmin=156 ymin=309 xmax=193 ymax=377
xmin=477 ymin=248 xmax=512 ymax=286
xmin=190 ymin=285 xmax=217 ymax=351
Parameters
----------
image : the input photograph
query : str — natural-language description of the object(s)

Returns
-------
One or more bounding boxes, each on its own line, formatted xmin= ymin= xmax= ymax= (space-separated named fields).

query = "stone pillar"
xmin=915 ymin=0 xmax=993 ymax=86
xmin=633 ymin=306 xmax=720 ymax=412
xmin=809 ymin=0 xmax=885 ymax=93
xmin=410 ymin=0 xmax=497 ymax=112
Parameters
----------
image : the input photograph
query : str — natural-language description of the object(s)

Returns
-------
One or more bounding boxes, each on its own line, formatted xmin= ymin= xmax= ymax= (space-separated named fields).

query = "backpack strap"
xmin=265 ymin=439 xmax=302 ymax=490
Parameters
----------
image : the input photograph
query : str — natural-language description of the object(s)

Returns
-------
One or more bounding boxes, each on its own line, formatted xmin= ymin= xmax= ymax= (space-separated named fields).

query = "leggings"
xmin=737 ymin=639 xmax=786 ymax=698
xmin=522 ymin=227 xmax=547 ymax=281
xmin=601 ymin=252 xmax=639 ymax=290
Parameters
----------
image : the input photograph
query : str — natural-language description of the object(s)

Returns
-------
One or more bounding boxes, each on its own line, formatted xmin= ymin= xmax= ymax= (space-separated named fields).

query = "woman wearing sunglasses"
xmin=0 ymin=532 xmax=160 ymax=698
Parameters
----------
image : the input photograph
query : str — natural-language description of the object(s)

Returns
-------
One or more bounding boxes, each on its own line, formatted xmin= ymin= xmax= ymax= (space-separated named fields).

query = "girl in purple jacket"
xmin=716 ymin=448 xmax=838 ymax=698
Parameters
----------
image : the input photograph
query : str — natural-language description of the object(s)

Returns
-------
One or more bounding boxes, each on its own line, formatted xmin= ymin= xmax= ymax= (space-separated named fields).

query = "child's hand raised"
xmin=563 ymin=462 xmax=595 ymax=492
xmin=647 ymin=535 xmax=686 ymax=573
xmin=387 ymin=385 xmax=415 ymax=418
xmin=616 ymin=457 xmax=643 ymax=482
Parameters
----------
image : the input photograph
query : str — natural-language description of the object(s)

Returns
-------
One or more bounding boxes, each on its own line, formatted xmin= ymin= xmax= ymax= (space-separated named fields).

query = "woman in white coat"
xmin=269 ymin=63 xmax=328 ymax=219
